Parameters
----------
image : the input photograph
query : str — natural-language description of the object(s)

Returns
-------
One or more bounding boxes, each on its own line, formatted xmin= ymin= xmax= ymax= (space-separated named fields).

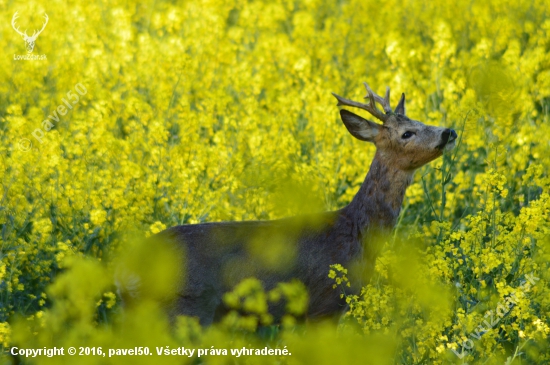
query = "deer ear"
xmin=394 ymin=93 xmax=406 ymax=115
xmin=339 ymin=110 xmax=380 ymax=142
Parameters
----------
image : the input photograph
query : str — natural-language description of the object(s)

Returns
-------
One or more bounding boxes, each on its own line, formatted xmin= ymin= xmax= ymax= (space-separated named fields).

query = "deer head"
xmin=12 ymin=12 xmax=49 ymax=53
xmin=332 ymin=83 xmax=457 ymax=171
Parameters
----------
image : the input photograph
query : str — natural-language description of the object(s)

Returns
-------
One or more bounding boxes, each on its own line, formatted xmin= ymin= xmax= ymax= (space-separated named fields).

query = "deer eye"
xmin=401 ymin=131 xmax=415 ymax=139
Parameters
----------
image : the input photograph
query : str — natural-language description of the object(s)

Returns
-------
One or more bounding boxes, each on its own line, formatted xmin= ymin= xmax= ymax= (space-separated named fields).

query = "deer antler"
xmin=11 ymin=12 xmax=48 ymax=40
xmin=332 ymin=83 xmax=393 ymax=123
xmin=30 ymin=14 xmax=48 ymax=39
xmin=11 ymin=12 xmax=28 ymax=38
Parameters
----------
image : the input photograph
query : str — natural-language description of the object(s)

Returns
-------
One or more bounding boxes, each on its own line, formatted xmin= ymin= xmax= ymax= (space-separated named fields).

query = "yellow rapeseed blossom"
xmin=1 ymin=0 xmax=549 ymax=363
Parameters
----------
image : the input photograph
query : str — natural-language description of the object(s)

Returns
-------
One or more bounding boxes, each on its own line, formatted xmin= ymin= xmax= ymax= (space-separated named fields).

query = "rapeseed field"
xmin=1 ymin=0 xmax=549 ymax=363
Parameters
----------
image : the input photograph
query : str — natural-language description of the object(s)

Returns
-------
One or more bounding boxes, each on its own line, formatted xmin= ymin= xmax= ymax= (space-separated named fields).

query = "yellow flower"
xmin=149 ymin=221 xmax=167 ymax=235
xmin=90 ymin=209 xmax=107 ymax=226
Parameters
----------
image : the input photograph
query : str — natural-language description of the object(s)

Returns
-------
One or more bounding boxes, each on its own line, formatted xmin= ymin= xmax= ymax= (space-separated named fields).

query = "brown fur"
xmin=147 ymin=84 xmax=457 ymax=325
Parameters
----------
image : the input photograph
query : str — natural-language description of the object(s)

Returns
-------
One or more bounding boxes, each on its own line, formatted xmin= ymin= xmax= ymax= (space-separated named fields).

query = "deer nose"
xmin=442 ymin=129 xmax=457 ymax=143
xmin=450 ymin=129 xmax=457 ymax=140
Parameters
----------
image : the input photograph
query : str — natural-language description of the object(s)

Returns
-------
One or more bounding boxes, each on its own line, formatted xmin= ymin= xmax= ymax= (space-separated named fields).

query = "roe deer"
xmin=152 ymin=83 xmax=457 ymax=325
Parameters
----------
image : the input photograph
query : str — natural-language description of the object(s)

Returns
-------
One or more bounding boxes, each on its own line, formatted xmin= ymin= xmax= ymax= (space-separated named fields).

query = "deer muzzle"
xmin=438 ymin=129 xmax=457 ymax=151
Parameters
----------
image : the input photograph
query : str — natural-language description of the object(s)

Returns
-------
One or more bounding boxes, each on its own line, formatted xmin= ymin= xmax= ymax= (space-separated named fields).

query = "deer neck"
xmin=342 ymin=151 xmax=414 ymax=235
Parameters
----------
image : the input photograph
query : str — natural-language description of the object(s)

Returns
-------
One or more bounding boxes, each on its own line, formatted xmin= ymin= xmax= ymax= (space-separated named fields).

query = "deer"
xmin=138 ymin=83 xmax=457 ymax=326
xmin=11 ymin=12 xmax=49 ymax=53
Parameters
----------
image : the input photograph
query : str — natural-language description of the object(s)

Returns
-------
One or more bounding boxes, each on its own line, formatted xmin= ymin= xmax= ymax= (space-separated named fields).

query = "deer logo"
xmin=11 ymin=12 xmax=49 ymax=54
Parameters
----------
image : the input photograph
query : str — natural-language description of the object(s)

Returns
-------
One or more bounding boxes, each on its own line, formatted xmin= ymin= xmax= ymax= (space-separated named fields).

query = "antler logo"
xmin=11 ymin=12 xmax=49 ymax=53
